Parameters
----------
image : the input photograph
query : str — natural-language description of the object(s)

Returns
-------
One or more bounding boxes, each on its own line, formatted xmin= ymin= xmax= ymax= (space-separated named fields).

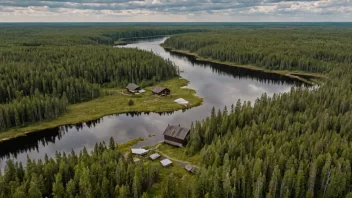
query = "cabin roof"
xmin=152 ymin=86 xmax=169 ymax=94
xmin=131 ymin=148 xmax=148 ymax=155
xmin=150 ymin=153 xmax=161 ymax=160
xmin=160 ymin=159 xmax=172 ymax=167
xmin=126 ymin=83 xmax=140 ymax=91
xmin=185 ymin=164 xmax=197 ymax=173
xmin=163 ymin=125 xmax=190 ymax=140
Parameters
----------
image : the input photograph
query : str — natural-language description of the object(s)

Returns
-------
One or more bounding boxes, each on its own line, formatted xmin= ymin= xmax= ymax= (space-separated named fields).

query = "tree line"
xmin=0 ymin=28 xmax=185 ymax=130
xmin=0 ymin=137 xmax=158 ymax=198
xmin=163 ymin=28 xmax=352 ymax=73
xmin=158 ymin=27 xmax=352 ymax=198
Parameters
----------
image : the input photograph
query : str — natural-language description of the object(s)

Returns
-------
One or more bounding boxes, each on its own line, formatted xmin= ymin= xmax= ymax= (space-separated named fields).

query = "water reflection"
xmin=0 ymin=37 xmax=306 ymax=169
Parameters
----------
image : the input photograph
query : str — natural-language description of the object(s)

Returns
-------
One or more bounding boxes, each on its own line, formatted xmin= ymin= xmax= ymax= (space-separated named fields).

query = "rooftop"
xmin=126 ymin=83 xmax=140 ymax=91
xmin=131 ymin=148 xmax=148 ymax=155
xmin=163 ymin=125 xmax=190 ymax=140
xmin=160 ymin=159 xmax=172 ymax=167
xmin=152 ymin=86 xmax=169 ymax=94
xmin=150 ymin=153 xmax=161 ymax=160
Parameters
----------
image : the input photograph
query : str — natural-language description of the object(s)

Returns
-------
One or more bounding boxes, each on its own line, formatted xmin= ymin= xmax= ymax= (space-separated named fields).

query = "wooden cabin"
xmin=163 ymin=125 xmax=190 ymax=147
xmin=152 ymin=86 xmax=170 ymax=96
xmin=126 ymin=83 xmax=140 ymax=93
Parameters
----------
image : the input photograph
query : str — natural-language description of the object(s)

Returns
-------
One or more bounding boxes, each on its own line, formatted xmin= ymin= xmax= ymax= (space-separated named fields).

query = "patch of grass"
xmin=144 ymin=156 xmax=194 ymax=197
xmin=0 ymin=78 xmax=203 ymax=142
xmin=118 ymin=138 xmax=144 ymax=153
xmin=116 ymin=139 xmax=197 ymax=197
xmin=156 ymin=143 xmax=200 ymax=166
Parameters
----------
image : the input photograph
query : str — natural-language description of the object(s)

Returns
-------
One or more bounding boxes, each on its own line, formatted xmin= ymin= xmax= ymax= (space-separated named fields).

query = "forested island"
xmin=0 ymin=25 xmax=204 ymax=140
xmin=1 ymin=23 xmax=352 ymax=198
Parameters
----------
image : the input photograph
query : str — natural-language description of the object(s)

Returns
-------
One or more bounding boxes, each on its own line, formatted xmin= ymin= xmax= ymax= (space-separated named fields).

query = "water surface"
xmin=0 ymin=37 xmax=303 ymax=169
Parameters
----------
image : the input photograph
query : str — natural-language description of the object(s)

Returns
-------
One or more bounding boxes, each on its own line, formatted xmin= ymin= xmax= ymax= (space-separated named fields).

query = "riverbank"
xmin=162 ymin=46 xmax=325 ymax=85
xmin=0 ymin=78 xmax=203 ymax=142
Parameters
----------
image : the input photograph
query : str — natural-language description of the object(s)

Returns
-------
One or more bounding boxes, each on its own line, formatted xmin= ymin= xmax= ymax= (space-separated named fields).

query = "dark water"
xmin=0 ymin=37 xmax=304 ymax=169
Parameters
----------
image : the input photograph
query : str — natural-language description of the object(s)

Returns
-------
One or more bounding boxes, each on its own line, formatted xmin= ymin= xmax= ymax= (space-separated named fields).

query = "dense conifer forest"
xmin=159 ymin=27 xmax=352 ymax=197
xmin=0 ymin=138 xmax=159 ymax=197
xmin=0 ymin=26 xmax=206 ymax=131
xmin=2 ymin=24 xmax=352 ymax=197
xmin=163 ymin=29 xmax=352 ymax=73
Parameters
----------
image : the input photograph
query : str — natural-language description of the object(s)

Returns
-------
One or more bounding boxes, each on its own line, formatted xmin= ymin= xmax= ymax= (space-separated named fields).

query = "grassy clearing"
xmin=118 ymin=139 xmax=197 ymax=197
xmin=162 ymin=46 xmax=325 ymax=85
xmin=0 ymin=78 xmax=203 ymax=142
xmin=156 ymin=143 xmax=200 ymax=166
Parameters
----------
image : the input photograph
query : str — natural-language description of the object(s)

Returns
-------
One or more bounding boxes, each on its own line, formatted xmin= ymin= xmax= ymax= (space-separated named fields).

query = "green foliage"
xmin=163 ymin=28 xmax=352 ymax=73
xmin=0 ymin=137 xmax=159 ymax=197
xmin=0 ymin=27 xmax=185 ymax=131
xmin=159 ymin=26 xmax=352 ymax=198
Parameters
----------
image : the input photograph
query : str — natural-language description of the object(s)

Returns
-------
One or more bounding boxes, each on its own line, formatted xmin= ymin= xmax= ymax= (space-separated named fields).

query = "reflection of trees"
xmin=169 ymin=51 xmax=309 ymax=87
xmin=0 ymin=118 xmax=103 ymax=160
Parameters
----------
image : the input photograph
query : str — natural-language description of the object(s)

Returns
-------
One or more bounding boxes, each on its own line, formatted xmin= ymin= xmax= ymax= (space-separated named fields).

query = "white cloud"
xmin=0 ymin=0 xmax=350 ymax=21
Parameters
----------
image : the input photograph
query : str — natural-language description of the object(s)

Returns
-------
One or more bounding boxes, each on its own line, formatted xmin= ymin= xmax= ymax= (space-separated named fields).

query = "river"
xmin=0 ymin=37 xmax=304 ymax=169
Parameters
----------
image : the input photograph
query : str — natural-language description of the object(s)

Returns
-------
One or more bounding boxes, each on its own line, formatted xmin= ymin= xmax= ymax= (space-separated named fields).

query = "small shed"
xmin=163 ymin=125 xmax=190 ymax=147
xmin=131 ymin=148 xmax=148 ymax=156
xmin=126 ymin=83 xmax=140 ymax=93
xmin=152 ymin=86 xmax=170 ymax=96
xmin=174 ymin=98 xmax=189 ymax=105
xmin=185 ymin=165 xmax=197 ymax=174
xmin=150 ymin=153 xmax=161 ymax=160
xmin=160 ymin=159 xmax=172 ymax=167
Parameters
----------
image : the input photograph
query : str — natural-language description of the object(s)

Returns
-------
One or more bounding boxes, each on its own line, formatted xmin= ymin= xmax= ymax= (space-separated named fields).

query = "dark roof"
xmin=126 ymin=83 xmax=140 ymax=91
xmin=152 ymin=86 xmax=169 ymax=94
xmin=163 ymin=125 xmax=190 ymax=140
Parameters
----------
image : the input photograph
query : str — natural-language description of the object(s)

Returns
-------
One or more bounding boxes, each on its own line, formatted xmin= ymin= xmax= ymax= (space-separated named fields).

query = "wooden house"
xmin=163 ymin=125 xmax=190 ymax=147
xmin=152 ymin=86 xmax=170 ymax=96
xmin=126 ymin=83 xmax=140 ymax=93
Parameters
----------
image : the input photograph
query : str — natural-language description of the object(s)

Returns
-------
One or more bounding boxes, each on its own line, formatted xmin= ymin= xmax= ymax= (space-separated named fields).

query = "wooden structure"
xmin=150 ymin=153 xmax=161 ymax=160
xmin=152 ymin=86 xmax=170 ymax=96
xmin=131 ymin=148 xmax=148 ymax=156
xmin=185 ymin=165 xmax=197 ymax=174
xmin=126 ymin=83 xmax=140 ymax=93
xmin=160 ymin=159 xmax=172 ymax=167
xmin=163 ymin=125 xmax=190 ymax=147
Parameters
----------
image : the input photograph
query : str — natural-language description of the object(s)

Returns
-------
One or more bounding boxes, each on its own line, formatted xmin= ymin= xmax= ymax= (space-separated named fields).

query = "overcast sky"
xmin=0 ymin=0 xmax=351 ymax=22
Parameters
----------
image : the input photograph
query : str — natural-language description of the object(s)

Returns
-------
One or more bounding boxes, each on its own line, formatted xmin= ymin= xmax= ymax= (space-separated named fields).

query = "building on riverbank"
xmin=126 ymin=83 xmax=141 ymax=93
xmin=163 ymin=125 xmax=190 ymax=147
xmin=152 ymin=86 xmax=170 ymax=96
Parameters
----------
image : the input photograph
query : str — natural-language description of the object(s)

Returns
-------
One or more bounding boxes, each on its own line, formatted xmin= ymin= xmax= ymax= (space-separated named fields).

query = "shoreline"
xmin=162 ymin=46 xmax=325 ymax=85
xmin=0 ymin=78 xmax=203 ymax=143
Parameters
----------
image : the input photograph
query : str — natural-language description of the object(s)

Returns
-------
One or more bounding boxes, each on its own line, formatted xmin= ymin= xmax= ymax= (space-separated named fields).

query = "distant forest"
xmin=163 ymin=29 xmax=352 ymax=73
xmin=0 ymin=26 xmax=205 ymax=130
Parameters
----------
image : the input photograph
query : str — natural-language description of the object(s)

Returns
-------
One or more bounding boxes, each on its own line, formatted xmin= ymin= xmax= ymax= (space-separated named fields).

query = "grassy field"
xmin=162 ymin=46 xmax=325 ymax=85
xmin=0 ymin=78 xmax=203 ymax=142
xmin=124 ymin=142 xmax=198 ymax=197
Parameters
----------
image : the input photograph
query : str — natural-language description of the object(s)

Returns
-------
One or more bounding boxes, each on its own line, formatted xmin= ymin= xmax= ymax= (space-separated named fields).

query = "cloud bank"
xmin=0 ymin=0 xmax=351 ymax=22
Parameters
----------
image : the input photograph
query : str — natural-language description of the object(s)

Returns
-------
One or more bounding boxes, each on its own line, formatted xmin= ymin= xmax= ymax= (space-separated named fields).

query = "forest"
xmin=2 ymin=24 xmax=352 ymax=197
xmin=0 ymin=25 xmax=207 ymax=131
xmin=162 ymin=28 xmax=352 ymax=73
xmin=0 ymin=138 xmax=159 ymax=198
xmin=160 ymin=27 xmax=352 ymax=197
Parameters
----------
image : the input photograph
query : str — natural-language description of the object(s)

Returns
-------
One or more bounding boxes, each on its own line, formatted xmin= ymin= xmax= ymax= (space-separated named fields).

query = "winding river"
xmin=0 ymin=37 xmax=305 ymax=169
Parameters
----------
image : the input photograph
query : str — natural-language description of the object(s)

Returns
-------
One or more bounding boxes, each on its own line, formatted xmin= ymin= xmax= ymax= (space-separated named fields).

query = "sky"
xmin=0 ymin=0 xmax=351 ymax=22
